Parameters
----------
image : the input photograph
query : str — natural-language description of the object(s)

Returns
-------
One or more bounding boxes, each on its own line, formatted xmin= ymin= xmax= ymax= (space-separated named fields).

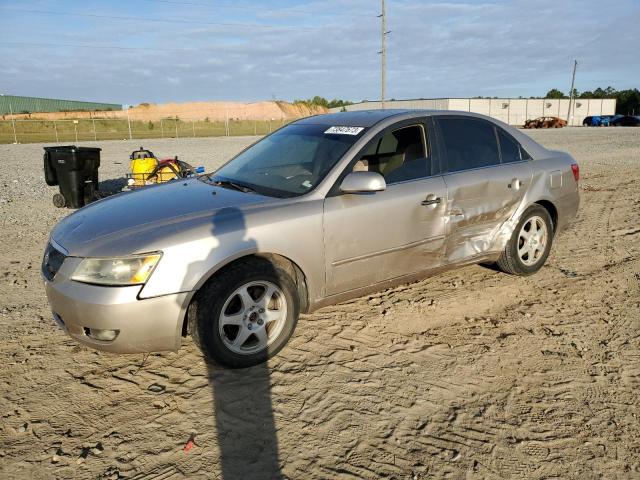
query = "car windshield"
xmin=203 ymin=123 xmax=366 ymax=197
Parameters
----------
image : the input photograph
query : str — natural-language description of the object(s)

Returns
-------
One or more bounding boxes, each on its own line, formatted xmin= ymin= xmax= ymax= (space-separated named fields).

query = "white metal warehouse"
xmin=330 ymin=98 xmax=617 ymax=127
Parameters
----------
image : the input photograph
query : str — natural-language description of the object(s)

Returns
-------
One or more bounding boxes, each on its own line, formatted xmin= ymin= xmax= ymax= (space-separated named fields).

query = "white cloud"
xmin=0 ymin=0 xmax=638 ymax=103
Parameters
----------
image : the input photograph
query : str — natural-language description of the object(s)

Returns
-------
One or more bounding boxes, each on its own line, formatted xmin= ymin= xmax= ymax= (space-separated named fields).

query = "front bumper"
xmin=43 ymin=258 xmax=191 ymax=353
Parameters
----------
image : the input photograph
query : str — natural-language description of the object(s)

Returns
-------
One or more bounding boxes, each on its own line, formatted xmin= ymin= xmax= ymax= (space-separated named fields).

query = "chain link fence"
xmin=0 ymin=117 xmax=293 ymax=144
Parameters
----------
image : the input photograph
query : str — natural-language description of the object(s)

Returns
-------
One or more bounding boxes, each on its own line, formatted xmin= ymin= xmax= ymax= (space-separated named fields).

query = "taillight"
xmin=571 ymin=163 xmax=579 ymax=182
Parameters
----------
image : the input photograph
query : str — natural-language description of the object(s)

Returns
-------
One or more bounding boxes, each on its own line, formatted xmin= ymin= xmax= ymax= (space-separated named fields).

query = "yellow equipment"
xmin=125 ymin=147 xmax=199 ymax=190
xmin=129 ymin=147 xmax=158 ymax=187
xmin=148 ymin=161 xmax=181 ymax=183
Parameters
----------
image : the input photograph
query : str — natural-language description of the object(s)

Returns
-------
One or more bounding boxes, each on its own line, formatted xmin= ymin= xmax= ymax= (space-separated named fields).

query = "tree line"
xmin=545 ymin=87 xmax=640 ymax=115
xmin=293 ymin=96 xmax=353 ymax=109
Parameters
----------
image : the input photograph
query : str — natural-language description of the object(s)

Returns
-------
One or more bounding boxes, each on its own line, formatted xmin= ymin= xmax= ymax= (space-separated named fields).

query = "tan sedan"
xmin=43 ymin=110 xmax=580 ymax=367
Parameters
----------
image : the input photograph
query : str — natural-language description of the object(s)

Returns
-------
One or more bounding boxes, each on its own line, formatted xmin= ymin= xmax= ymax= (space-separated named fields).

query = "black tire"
xmin=496 ymin=205 xmax=554 ymax=276
xmin=189 ymin=257 xmax=299 ymax=368
xmin=52 ymin=193 xmax=66 ymax=208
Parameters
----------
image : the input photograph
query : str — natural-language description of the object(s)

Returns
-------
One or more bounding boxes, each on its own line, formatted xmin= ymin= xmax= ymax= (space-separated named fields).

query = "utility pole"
xmin=378 ymin=0 xmax=390 ymax=109
xmin=567 ymin=60 xmax=577 ymax=126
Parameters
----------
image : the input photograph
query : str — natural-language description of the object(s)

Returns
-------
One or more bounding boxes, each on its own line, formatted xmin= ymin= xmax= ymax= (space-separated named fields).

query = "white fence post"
xmin=11 ymin=116 xmax=17 ymax=144
xmin=92 ymin=119 xmax=97 ymax=141
xmin=54 ymin=120 xmax=59 ymax=142
xmin=192 ymin=120 xmax=195 ymax=138
xmin=2 ymin=96 xmax=18 ymax=144
xmin=73 ymin=120 xmax=78 ymax=143
xmin=175 ymin=118 xmax=178 ymax=139
xmin=126 ymin=106 xmax=133 ymax=140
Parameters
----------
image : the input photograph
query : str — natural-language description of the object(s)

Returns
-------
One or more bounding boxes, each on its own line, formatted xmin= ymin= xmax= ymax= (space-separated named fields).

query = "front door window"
xmin=351 ymin=125 xmax=428 ymax=183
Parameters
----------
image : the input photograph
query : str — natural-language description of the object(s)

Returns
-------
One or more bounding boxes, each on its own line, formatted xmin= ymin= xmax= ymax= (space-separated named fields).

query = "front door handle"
xmin=421 ymin=196 xmax=441 ymax=206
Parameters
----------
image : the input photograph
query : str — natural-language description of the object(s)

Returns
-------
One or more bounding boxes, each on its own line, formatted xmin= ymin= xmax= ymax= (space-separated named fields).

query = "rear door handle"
xmin=508 ymin=178 xmax=523 ymax=190
xmin=421 ymin=197 xmax=441 ymax=206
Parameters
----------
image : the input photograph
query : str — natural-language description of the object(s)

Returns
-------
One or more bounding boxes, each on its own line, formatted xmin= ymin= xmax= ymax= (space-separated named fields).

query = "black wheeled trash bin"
xmin=43 ymin=146 xmax=101 ymax=208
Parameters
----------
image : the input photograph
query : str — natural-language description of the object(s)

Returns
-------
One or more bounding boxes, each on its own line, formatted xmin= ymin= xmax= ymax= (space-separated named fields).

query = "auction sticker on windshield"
xmin=324 ymin=126 xmax=364 ymax=135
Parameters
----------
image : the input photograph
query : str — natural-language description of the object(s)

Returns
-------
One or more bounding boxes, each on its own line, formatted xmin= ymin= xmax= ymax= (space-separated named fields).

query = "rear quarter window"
xmin=497 ymin=129 xmax=522 ymax=163
xmin=498 ymin=129 xmax=532 ymax=162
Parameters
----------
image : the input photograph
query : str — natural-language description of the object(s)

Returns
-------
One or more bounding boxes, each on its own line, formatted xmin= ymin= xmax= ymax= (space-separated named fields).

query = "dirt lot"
xmin=1 ymin=128 xmax=639 ymax=479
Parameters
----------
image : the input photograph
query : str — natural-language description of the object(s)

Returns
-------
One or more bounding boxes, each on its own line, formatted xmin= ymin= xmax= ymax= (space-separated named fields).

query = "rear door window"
xmin=437 ymin=117 xmax=500 ymax=173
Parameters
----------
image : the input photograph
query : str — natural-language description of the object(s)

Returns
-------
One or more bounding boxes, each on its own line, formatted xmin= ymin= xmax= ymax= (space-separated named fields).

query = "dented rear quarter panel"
xmin=525 ymin=149 xmax=580 ymax=233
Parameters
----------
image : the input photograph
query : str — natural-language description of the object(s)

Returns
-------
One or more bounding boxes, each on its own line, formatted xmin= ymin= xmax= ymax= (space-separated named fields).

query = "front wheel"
xmin=189 ymin=258 xmax=299 ymax=368
xmin=496 ymin=205 xmax=554 ymax=276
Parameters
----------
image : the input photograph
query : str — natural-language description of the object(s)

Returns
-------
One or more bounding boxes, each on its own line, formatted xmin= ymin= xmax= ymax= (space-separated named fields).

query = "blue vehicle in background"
xmin=583 ymin=116 xmax=609 ymax=126
xmin=581 ymin=115 xmax=637 ymax=126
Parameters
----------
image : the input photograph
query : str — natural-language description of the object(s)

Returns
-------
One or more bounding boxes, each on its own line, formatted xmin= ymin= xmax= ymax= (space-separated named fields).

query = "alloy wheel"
xmin=218 ymin=281 xmax=288 ymax=355
xmin=517 ymin=215 xmax=548 ymax=266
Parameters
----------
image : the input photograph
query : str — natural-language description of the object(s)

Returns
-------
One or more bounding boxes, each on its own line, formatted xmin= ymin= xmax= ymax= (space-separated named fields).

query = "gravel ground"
xmin=1 ymin=128 xmax=639 ymax=479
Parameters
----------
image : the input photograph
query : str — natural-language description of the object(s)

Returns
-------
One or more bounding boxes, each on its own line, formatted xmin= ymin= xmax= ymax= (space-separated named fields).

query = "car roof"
xmin=295 ymin=109 xmax=414 ymax=127
xmin=296 ymin=108 xmax=508 ymax=127
xmin=294 ymin=109 xmax=559 ymax=128
xmin=294 ymin=108 xmax=551 ymax=160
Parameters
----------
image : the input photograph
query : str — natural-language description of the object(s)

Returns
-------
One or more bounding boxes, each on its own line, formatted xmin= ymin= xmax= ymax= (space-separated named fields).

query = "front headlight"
xmin=71 ymin=253 xmax=162 ymax=286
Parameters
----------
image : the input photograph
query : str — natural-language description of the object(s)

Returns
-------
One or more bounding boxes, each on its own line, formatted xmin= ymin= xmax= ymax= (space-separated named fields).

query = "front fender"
xmin=139 ymin=199 xmax=325 ymax=302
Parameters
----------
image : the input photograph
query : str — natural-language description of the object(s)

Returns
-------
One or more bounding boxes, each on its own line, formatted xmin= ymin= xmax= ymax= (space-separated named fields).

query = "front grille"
xmin=42 ymin=242 xmax=67 ymax=281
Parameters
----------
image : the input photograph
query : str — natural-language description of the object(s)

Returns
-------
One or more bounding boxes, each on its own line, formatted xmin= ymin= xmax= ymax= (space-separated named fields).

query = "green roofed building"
xmin=0 ymin=95 xmax=122 ymax=115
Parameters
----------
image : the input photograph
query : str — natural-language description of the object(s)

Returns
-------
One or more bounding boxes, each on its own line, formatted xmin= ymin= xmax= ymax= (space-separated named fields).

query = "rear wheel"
xmin=189 ymin=258 xmax=299 ymax=368
xmin=496 ymin=205 xmax=553 ymax=276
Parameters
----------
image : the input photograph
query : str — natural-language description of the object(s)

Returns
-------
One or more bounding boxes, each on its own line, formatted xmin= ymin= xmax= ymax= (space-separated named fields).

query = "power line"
xmin=139 ymin=0 xmax=374 ymax=18
xmin=0 ymin=41 xmax=198 ymax=53
xmin=0 ymin=7 xmax=331 ymax=30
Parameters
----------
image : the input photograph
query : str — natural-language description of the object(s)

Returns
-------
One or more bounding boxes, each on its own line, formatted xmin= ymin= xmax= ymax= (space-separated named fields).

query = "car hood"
xmin=51 ymin=178 xmax=273 ymax=257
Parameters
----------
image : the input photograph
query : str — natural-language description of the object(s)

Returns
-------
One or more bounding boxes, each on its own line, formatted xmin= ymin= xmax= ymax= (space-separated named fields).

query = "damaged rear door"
xmin=435 ymin=116 xmax=532 ymax=262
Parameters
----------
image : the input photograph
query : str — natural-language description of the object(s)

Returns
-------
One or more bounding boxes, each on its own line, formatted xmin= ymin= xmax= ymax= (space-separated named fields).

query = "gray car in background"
xmin=42 ymin=110 xmax=580 ymax=367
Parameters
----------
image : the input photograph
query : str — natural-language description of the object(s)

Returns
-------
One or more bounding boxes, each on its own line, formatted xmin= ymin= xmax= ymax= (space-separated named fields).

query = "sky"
xmin=0 ymin=0 xmax=638 ymax=105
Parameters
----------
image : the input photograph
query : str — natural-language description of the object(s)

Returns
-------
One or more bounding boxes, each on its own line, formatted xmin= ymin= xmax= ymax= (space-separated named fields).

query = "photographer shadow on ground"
xmin=183 ymin=206 xmax=283 ymax=479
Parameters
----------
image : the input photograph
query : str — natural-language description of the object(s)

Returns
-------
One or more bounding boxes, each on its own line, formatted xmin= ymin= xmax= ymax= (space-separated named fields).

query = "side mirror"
xmin=340 ymin=171 xmax=386 ymax=194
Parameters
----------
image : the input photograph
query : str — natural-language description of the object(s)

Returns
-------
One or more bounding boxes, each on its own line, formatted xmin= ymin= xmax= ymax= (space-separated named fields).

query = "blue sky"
xmin=0 ymin=0 xmax=638 ymax=104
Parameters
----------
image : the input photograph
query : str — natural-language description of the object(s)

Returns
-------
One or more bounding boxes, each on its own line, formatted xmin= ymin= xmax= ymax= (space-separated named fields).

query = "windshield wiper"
xmin=211 ymin=179 xmax=258 ymax=194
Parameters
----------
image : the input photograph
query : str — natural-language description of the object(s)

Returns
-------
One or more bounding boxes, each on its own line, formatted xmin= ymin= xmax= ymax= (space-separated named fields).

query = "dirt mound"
xmin=8 ymin=101 xmax=327 ymax=122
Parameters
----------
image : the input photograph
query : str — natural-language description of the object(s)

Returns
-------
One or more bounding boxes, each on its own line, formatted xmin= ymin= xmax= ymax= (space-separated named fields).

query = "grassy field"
xmin=0 ymin=118 xmax=293 ymax=144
